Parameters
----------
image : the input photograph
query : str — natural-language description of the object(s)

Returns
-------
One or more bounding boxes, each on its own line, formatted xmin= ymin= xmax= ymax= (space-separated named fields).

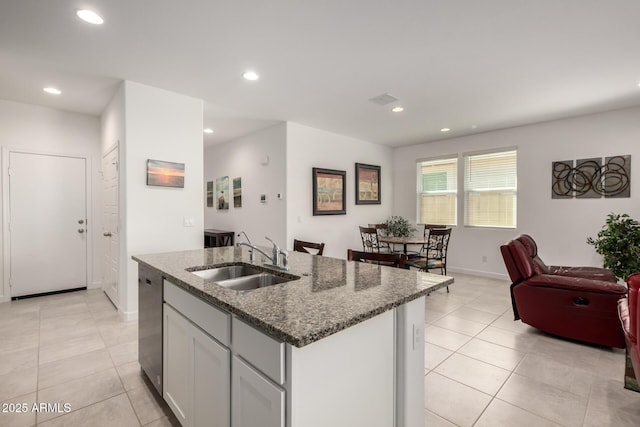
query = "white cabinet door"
xmin=163 ymin=304 xmax=192 ymax=426
xmin=232 ymin=356 xmax=284 ymax=427
xmin=192 ymin=324 xmax=230 ymax=427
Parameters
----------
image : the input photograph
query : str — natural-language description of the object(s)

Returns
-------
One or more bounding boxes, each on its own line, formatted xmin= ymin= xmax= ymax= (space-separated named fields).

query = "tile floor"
xmin=423 ymin=273 xmax=640 ymax=427
xmin=0 ymin=273 xmax=638 ymax=426
xmin=0 ymin=288 xmax=179 ymax=427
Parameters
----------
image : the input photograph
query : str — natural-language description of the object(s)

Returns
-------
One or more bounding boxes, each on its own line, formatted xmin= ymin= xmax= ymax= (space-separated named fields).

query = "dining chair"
xmin=359 ymin=226 xmax=386 ymax=253
xmin=407 ymin=224 xmax=448 ymax=258
xmin=405 ymin=228 xmax=452 ymax=291
xmin=293 ymin=239 xmax=325 ymax=256
xmin=347 ymin=249 xmax=408 ymax=269
xmin=368 ymin=223 xmax=391 ymax=252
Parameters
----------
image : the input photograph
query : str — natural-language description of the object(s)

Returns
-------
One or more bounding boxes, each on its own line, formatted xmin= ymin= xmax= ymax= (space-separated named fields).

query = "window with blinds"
xmin=417 ymin=157 xmax=457 ymax=225
xmin=463 ymin=149 xmax=517 ymax=228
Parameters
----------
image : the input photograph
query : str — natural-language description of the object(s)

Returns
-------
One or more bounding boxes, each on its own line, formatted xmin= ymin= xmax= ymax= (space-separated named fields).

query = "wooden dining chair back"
xmin=359 ymin=226 xmax=384 ymax=253
xmin=293 ymin=239 xmax=325 ymax=256
xmin=347 ymin=249 xmax=408 ymax=269
xmin=423 ymin=224 xmax=448 ymax=235
xmin=368 ymin=223 xmax=391 ymax=252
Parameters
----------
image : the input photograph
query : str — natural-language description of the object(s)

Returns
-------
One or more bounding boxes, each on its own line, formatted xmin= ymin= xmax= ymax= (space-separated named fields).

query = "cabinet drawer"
xmin=164 ymin=280 xmax=230 ymax=346
xmin=232 ymin=317 xmax=284 ymax=384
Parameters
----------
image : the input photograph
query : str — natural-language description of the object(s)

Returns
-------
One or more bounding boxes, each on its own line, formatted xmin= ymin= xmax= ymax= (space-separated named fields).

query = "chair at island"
xmin=347 ymin=249 xmax=408 ymax=269
xmin=293 ymin=239 xmax=325 ymax=256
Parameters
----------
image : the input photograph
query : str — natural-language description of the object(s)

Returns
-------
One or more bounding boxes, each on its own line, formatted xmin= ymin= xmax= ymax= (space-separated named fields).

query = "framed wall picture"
xmin=355 ymin=163 xmax=381 ymax=204
xmin=147 ymin=159 xmax=185 ymax=188
xmin=313 ymin=167 xmax=346 ymax=215
xmin=206 ymin=181 xmax=213 ymax=207
xmin=233 ymin=177 xmax=242 ymax=207
xmin=216 ymin=176 xmax=229 ymax=210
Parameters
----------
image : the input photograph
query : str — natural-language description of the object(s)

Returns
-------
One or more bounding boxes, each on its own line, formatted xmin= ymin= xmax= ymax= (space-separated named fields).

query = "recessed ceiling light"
xmin=76 ymin=10 xmax=104 ymax=25
xmin=441 ymin=128 xmax=451 ymax=132
xmin=203 ymin=128 xmax=214 ymax=134
xmin=471 ymin=125 xmax=477 ymax=129
xmin=242 ymin=71 xmax=259 ymax=81
xmin=391 ymin=106 xmax=404 ymax=113
xmin=43 ymin=87 xmax=61 ymax=95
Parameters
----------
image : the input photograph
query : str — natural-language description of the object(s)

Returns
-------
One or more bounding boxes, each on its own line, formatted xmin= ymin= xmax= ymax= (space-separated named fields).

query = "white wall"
xmin=0 ymin=99 xmax=101 ymax=301
xmin=123 ymin=81 xmax=204 ymax=318
xmin=286 ymin=122 xmax=393 ymax=258
xmin=101 ymin=85 xmax=127 ymax=311
xmin=204 ymin=123 xmax=287 ymax=246
xmin=393 ymin=106 xmax=640 ymax=279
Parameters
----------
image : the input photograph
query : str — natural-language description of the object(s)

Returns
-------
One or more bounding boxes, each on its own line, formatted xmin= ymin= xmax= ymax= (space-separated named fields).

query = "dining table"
xmin=378 ymin=235 xmax=429 ymax=255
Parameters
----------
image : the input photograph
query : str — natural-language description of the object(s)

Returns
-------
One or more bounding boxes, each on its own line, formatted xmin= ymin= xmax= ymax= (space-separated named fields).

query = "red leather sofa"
xmin=501 ymin=234 xmax=626 ymax=348
xmin=619 ymin=273 xmax=640 ymax=376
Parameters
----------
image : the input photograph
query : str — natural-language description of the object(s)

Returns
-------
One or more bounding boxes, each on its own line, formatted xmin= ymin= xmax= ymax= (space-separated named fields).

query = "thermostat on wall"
xmin=260 ymin=194 xmax=267 ymax=203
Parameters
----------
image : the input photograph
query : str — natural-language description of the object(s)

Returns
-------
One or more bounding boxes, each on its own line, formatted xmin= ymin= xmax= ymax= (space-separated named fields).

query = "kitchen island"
xmin=134 ymin=246 xmax=453 ymax=427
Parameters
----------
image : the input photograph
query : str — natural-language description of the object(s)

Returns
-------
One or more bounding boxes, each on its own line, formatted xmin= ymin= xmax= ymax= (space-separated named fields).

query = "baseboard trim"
xmin=119 ymin=309 xmax=138 ymax=322
xmin=447 ymin=266 xmax=508 ymax=281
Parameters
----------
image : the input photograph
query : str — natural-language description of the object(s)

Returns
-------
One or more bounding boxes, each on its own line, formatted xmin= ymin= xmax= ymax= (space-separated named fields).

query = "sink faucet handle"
xmin=265 ymin=237 xmax=282 ymax=267
xmin=281 ymin=250 xmax=289 ymax=269
xmin=238 ymin=231 xmax=252 ymax=245
xmin=265 ymin=236 xmax=279 ymax=251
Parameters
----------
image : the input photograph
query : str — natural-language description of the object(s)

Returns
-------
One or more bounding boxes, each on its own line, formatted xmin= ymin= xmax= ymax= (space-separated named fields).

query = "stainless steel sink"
xmin=191 ymin=265 xmax=263 ymax=281
xmin=189 ymin=263 xmax=299 ymax=292
xmin=216 ymin=273 xmax=291 ymax=291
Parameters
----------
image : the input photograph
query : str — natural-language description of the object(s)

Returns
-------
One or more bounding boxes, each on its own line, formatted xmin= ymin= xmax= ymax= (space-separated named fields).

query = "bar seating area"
xmin=347 ymin=249 xmax=408 ymax=268
xmin=293 ymin=239 xmax=325 ymax=255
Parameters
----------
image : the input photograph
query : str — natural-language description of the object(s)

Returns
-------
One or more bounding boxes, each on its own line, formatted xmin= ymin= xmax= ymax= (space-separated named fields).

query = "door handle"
xmin=103 ymin=232 xmax=112 ymax=237
xmin=78 ymin=219 xmax=84 ymax=224
xmin=78 ymin=229 xmax=85 ymax=234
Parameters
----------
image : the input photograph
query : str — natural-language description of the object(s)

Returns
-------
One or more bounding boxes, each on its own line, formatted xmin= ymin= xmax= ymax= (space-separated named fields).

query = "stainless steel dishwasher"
xmin=138 ymin=264 xmax=163 ymax=396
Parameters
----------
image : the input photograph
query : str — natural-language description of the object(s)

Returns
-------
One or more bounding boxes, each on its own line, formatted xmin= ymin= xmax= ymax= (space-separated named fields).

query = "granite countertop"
xmin=133 ymin=246 xmax=454 ymax=347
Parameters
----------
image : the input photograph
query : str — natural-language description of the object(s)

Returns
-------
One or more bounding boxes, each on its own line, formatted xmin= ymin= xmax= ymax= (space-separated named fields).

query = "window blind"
xmin=417 ymin=157 xmax=457 ymax=225
xmin=464 ymin=149 xmax=517 ymax=228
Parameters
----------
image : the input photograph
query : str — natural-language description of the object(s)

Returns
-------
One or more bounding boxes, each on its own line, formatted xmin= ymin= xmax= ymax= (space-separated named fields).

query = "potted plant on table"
xmin=587 ymin=213 xmax=640 ymax=281
xmin=383 ymin=216 xmax=416 ymax=237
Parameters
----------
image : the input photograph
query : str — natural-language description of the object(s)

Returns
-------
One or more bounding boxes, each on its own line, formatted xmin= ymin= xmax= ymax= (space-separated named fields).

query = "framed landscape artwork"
xmin=147 ymin=159 xmax=185 ymax=188
xmin=216 ymin=176 xmax=229 ymax=210
xmin=355 ymin=163 xmax=381 ymax=204
xmin=233 ymin=177 xmax=242 ymax=208
xmin=312 ymin=167 xmax=346 ymax=215
xmin=206 ymin=181 xmax=213 ymax=207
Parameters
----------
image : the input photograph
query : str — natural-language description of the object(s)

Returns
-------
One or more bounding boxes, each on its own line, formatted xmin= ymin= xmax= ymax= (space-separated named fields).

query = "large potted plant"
xmin=587 ymin=213 xmax=640 ymax=280
xmin=383 ymin=216 xmax=416 ymax=237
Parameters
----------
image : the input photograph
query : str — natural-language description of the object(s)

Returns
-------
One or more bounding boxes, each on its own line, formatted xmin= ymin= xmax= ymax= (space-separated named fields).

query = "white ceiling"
xmin=1 ymin=0 xmax=639 ymax=147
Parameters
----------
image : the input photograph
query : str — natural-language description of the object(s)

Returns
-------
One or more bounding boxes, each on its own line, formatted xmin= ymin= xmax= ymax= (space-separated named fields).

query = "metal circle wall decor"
xmin=551 ymin=155 xmax=631 ymax=199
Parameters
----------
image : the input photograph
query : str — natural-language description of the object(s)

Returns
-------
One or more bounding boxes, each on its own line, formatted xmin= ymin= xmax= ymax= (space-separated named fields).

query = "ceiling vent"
xmin=368 ymin=93 xmax=398 ymax=106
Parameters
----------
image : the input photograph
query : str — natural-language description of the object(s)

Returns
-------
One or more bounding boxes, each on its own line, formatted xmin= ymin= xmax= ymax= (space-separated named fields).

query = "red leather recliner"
xmin=501 ymin=234 xmax=626 ymax=348
xmin=618 ymin=273 xmax=640 ymax=376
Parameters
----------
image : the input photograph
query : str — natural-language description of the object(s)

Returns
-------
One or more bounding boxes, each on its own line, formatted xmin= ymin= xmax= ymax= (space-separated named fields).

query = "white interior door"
xmin=9 ymin=152 xmax=87 ymax=297
xmin=102 ymin=144 xmax=120 ymax=306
